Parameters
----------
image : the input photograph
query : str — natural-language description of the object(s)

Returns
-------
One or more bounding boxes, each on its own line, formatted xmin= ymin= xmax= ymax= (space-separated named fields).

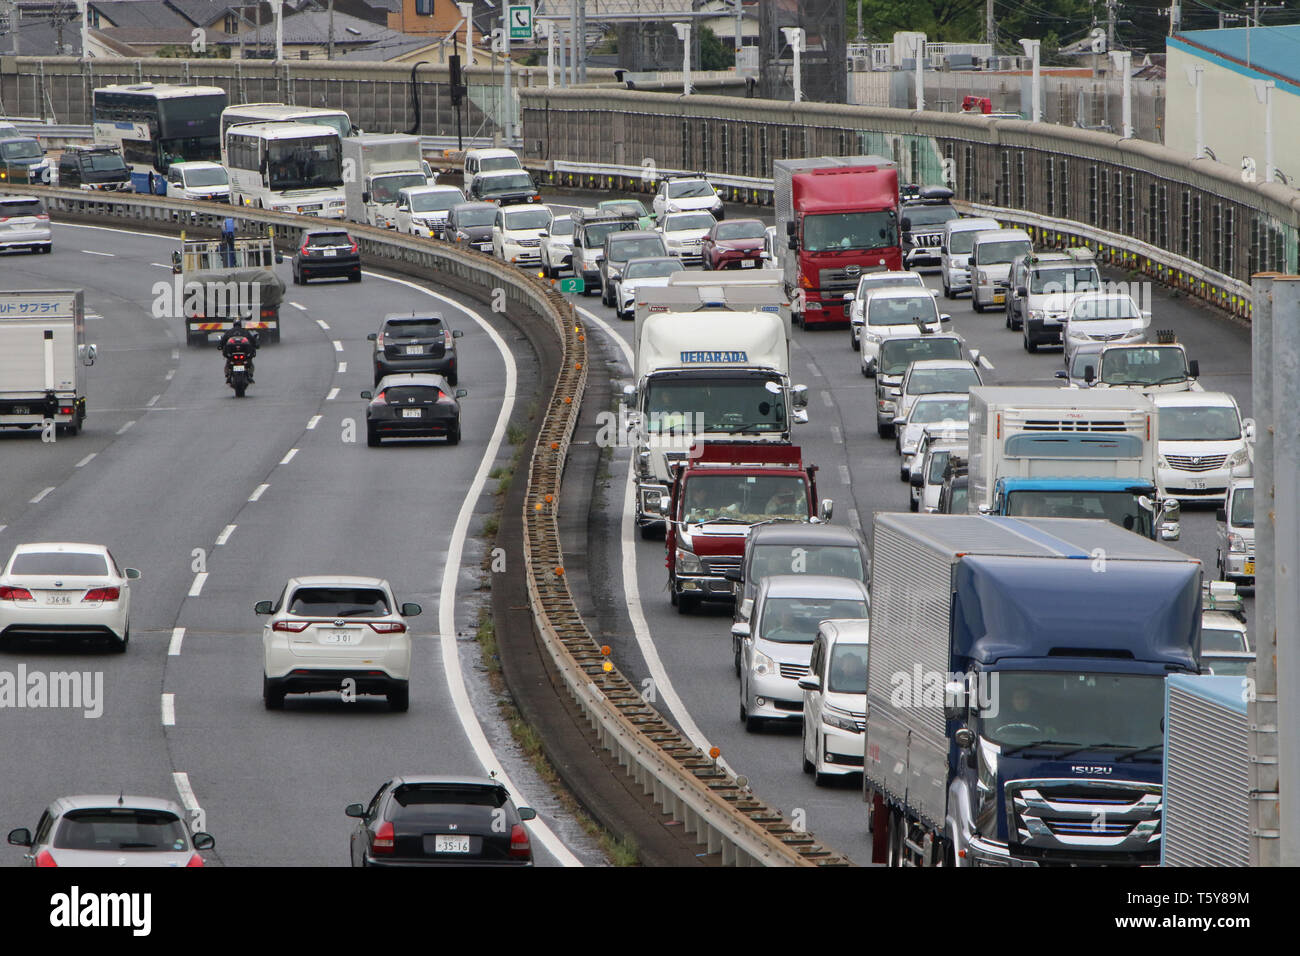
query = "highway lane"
xmin=547 ymin=192 xmax=1256 ymax=864
xmin=0 ymin=223 xmax=600 ymax=867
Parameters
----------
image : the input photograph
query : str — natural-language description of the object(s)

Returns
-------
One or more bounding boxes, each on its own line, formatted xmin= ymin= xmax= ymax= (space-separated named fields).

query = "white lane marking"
xmin=171 ymin=348 xmax=180 ymax=361
xmin=83 ymin=250 xmax=115 ymax=257
xmin=165 ymin=368 xmax=176 ymax=381
xmin=188 ymin=572 xmax=208 ymax=597
xmin=576 ymin=304 xmax=733 ymax=773
xmin=29 ymin=487 xmax=54 ymax=504
xmin=171 ymin=772 xmax=201 ymax=818
xmin=147 ymin=394 xmax=160 ymax=407
xmin=807 ymin=364 xmax=824 ymax=377
xmin=337 ymin=362 xmax=347 ymax=373
xmin=168 ymin=627 xmax=186 ymax=656
xmin=0 ymin=525 xmax=6 ymax=535
xmin=830 ymin=425 xmax=843 ymax=444
xmin=116 ymin=420 xmax=135 ymax=435
xmin=248 ymin=483 xmax=269 ymax=501
xmin=161 ymin=694 xmax=176 ymax=726
xmin=76 ymin=453 xmax=96 ymax=468
xmin=821 ymin=390 xmax=834 ymax=407
xmin=838 ymin=464 xmax=851 ymax=485
xmin=332 ymin=339 xmax=344 ymax=352
xmin=849 ymin=508 xmax=862 ymax=530
xmin=215 ymin=524 xmax=236 ymax=546
xmin=372 ymin=270 xmax=582 ymax=868
xmin=306 ymin=415 xmax=321 ymax=430
xmin=280 ymin=448 xmax=298 ymax=465
xmin=151 ymin=262 xmax=171 ymax=269
xmin=326 ymin=387 xmax=340 ymax=401
xmin=316 ymin=318 xmax=330 ymax=330
xmin=290 ymin=302 xmax=307 ymax=311
xmin=979 ymin=355 xmax=995 ymax=370
xmin=85 ymin=314 xmax=103 ymax=320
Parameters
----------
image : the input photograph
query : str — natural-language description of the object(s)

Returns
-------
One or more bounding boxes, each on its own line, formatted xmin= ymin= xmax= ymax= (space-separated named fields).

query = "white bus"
xmin=225 ymin=122 xmax=346 ymax=218
xmin=219 ymin=104 xmax=354 ymax=156
xmin=93 ymin=83 xmax=228 ymax=194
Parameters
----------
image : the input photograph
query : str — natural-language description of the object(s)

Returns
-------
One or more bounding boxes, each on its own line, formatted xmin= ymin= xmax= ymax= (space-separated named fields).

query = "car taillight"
xmin=367 ymin=621 xmax=406 ymax=634
xmin=300 ymin=242 xmax=310 ymax=255
xmin=37 ymin=213 xmax=49 ymax=220
xmin=34 ymin=850 xmax=57 ymax=867
xmin=371 ymin=390 xmax=387 ymax=405
xmin=59 ymin=405 xmax=73 ymax=415
xmin=186 ymin=853 xmax=205 ymax=867
xmin=260 ymin=307 xmax=275 ymax=319
xmin=436 ymin=390 xmax=455 ymax=405
xmin=350 ymin=241 xmax=358 ymax=254
xmin=82 ymin=587 xmax=120 ymax=602
xmin=272 ymin=620 xmax=312 ymax=632
xmin=0 ymin=586 xmax=35 ymax=602
xmin=443 ymin=329 xmax=453 ymax=347
xmin=509 ymin=823 xmax=531 ymax=860
xmin=376 ymin=332 xmax=385 ymax=347
xmin=372 ymin=821 xmax=395 ymax=854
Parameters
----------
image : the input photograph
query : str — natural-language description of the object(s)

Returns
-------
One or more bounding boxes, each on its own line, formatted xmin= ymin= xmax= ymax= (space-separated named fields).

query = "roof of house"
xmin=214 ymin=8 xmax=392 ymax=46
xmin=1173 ymin=25 xmax=1300 ymax=89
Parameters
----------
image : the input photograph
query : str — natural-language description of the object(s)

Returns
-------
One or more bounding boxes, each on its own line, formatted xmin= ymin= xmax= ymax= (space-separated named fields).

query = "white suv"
xmin=491 ymin=203 xmax=552 ymax=266
xmin=844 ymin=270 xmax=925 ymax=351
xmin=652 ymin=176 xmax=724 ymax=219
xmin=396 ymin=184 xmax=465 ymax=237
xmin=258 ymin=576 xmax=421 ymax=711
xmin=1154 ymin=391 xmax=1253 ymax=502
xmin=857 ymin=287 xmax=950 ymax=376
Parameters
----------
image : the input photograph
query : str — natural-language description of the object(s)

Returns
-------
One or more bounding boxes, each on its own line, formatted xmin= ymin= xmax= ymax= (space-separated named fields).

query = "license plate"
xmin=992 ymin=293 xmax=1006 ymax=304
xmin=433 ymin=834 xmax=471 ymax=854
xmin=741 ymin=259 xmax=755 ymax=268
xmin=1245 ymin=559 xmax=1256 ymax=575
xmin=322 ymin=248 xmax=336 ymax=257
xmin=45 ymin=594 xmax=71 ymax=605
xmin=231 ymin=365 xmax=245 ymax=372
xmin=402 ymin=408 xmax=422 ymax=419
xmin=301 ymin=205 xmax=321 ymax=213
xmin=319 ymin=630 xmax=359 ymax=645
xmin=13 ymin=405 xmax=29 ymax=415
xmin=478 ymin=243 xmax=492 ymax=251
xmin=1189 ymin=479 xmax=1206 ymax=489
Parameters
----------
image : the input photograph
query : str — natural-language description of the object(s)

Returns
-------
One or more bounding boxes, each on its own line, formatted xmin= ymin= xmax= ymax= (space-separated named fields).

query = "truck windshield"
xmin=1200 ymin=654 xmax=1250 ymax=676
xmin=979 ymin=672 xmax=1166 ymax=750
xmin=1100 ymin=348 xmax=1188 ymax=386
xmin=946 ymin=229 xmax=987 ymax=255
xmin=1005 ymin=489 xmax=1153 ymax=537
xmin=1158 ymin=405 xmax=1241 ymax=441
xmin=928 ymin=451 xmax=953 ymax=483
xmin=371 ymin=173 xmax=427 ymax=205
xmin=804 ymin=211 xmax=897 ymax=253
xmin=1030 ymin=267 xmax=1098 ymax=294
xmin=1230 ymin=487 xmax=1254 ymax=527
xmin=975 ymin=239 xmax=1031 ymax=264
xmin=409 ymin=189 xmax=463 ymax=212
xmin=760 ymin=598 xmax=868 ymax=644
xmin=879 ymin=338 xmax=963 ymax=375
xmin=750 ymin=544 xmax=865 ymax=581
xmin=904 ymin=205 xmax=957 ymax=227
xmin=947 ymin=483 xmax=968 ymax=513
xmin=1 ymin=139 xmax=42 ymax=163
xmin=645 ymin=379 xmax=787 ymax=434
xmin=267 ymin=137 xmax=342 ymax=190
xmin=682 ymin=475 xmax=808 ymax=524
xmin=868 ymin=294 xmax=937 ymax=326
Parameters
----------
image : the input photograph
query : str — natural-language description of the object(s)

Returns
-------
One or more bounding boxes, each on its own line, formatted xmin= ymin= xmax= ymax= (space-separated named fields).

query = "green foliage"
xmin=698 ymin=25 xmax=734 ymax=71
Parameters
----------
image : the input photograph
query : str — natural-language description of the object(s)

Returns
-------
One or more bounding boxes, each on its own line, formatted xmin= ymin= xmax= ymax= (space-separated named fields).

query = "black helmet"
xmin=230 ymin=318 xmax=244 ymax=329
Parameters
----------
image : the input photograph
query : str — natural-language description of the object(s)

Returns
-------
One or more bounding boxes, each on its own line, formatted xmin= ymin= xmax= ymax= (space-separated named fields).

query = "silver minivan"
xmin=1216 ymin=477 xmax=1255 ymax=586
xmin=0 ymin=194 xmax=51 ymax=254
xmin=969 ymin=228 xmax=1032 ymax=312
xmin=940 ymin=217 xmax=1000 ymax=298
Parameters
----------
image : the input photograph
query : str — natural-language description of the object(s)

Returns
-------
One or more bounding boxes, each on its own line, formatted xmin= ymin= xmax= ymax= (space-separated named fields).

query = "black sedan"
xmin=362 ymin=373 xmax=465 ymax=446
xmin=293 ymin=228 xmax=361 ymax=284
xmin=346 ymin=776 xmax=537 ymax=866
xmin=368 ymin=313 xmax=464 ymax=385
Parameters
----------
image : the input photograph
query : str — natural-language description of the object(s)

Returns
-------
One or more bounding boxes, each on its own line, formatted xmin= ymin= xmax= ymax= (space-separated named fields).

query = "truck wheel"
xmin=942 ymin=279 xmax=952 ymax=299
xmin=263 ymin=328 xmax=280 ymax=345
xmin=878 ymin=422 xmax=894 ymax=439
xmin=186 ymin=331 xmax=205 ymax=347
xmin=677 ymin=593 xmax=698 ymax=615
xmin=638 ymin=522 xmax=660 ymax=541
xmin=972 ymin=297 xmax=985 ymax=314
xmin=1024 ymin=332 xmax=1037 ymax=354
xmin=887 ymin=809 xmax=906 ymax=867
xmin=867 ymin=790 xmax=890 ymax=864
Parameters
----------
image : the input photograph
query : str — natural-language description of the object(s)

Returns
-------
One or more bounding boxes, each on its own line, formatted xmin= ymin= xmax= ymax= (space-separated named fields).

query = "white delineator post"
xmin=781 ymin=26 xmax=805 ymax=103
xmin=1109 ymin=49 xmax=1133 ymax=138
xmin=1019 ymin=38 xmax=1042 ymax=122
xmin=674 ymin=22 xmax=692 ymax=95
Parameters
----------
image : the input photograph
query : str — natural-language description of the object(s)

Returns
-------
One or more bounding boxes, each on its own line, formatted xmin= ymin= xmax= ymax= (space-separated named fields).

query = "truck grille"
xmin=1017 ymin=417 xmax=1131 ymax=432
xmin=820 ymin=266 xmax=877 ymax=289
xmin=779 ymin=662 xmax=809 ymax=680
xmin=1009 ymin=779 xmax=1162 ymax=853
xmin=516 ymin=238 xmax=540 ymax=248
xmin=700 ymin=555 xmax=741 ymax=575
xmin=1165 ymin=454 xmax=1227 ymax=471
xmin=912 ymin=232 xmax=943 ymax=247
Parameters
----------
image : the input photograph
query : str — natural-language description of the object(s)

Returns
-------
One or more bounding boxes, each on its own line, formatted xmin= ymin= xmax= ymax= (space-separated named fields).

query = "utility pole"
xmin=577 ymin=0 xmax=586 ymax=83
xmin=328 ymin=0 xmax=334 ymax=60
xmin=857 ymin=0 xmax=864 ymax=42
xmin=734 ymin=0 xmax=742 ymax=70
xmin=1106 ymin=0 xmax=1117 ymax=55
xmin=569 ymin=0 xmax=577 ymax=86
xmin=985 ymin=0 xmax=995 ymax=47
xmin=503 ymin=8 xmax=512 ymax=146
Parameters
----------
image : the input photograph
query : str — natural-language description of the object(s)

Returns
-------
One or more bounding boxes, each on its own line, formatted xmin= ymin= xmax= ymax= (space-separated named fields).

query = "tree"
xmin=699 ymin=25 xmax=734 ymax=71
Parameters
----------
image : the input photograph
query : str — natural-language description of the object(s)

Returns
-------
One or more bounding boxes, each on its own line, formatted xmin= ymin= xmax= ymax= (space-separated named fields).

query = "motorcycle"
xmin=221 ymin=338 xmax=256 ymax=398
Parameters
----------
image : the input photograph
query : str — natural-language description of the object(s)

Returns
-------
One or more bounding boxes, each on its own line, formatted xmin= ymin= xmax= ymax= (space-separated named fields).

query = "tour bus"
xmin=224 ymin=121 xmax=346 ymax=218
xmin=219 ymin=104 xmax=354 ymax=154
xmin=92 ymin=83 xmax=228 ymax=194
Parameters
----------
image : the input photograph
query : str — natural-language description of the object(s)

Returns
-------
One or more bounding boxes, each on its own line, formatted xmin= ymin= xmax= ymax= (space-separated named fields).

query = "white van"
xmin=798 ymin=619 xmax=869 ymax=784
xmin=940 ymin=217 xmax=999 ymax=299
xmin=969 ymin=228 xmax=1032 ymax=312
xmin=462 ymin=147 xmax=522 ymax=182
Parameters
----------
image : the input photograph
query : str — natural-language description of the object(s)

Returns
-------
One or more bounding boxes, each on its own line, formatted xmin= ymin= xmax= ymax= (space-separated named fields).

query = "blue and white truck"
xmin=968 ymin=386 xmax=1181 ymax=540
xmin=864 ymin=513 xmax=1202 ymax=866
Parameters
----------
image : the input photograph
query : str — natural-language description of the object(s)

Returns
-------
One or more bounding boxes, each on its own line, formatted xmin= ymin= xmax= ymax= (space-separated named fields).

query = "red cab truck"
xmin=774 ymin=156 xmax=902 ymax=329
xmin=663 ymin=442 xmax=831 ymax=614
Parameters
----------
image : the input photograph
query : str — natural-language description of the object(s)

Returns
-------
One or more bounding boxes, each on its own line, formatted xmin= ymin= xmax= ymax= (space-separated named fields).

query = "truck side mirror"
xmin=1083 ymin=366 xmax=1096 ymax=384
xmin=787 ymin=234 xmax=798 ymax=250
xmin=843 ymin=292 xmax=855 ymax=303
xmin=621 ymin=384 xmax=636 ymax=404
xmin=723 ymin=569 xmax=743 ymax=583
xmin=790 ymin=384 xmax=809 ymax=408
xmin=361 ymin=191 xmax=371 ymax=204
xmin=658 ymin=498 xmax=671 ymax=517
xmin=943 ymin=680 xmax=968 ymax=720
xmin=819 ymin=498 xmax=834 ymax=521
xmin=1016 ymin=286 xmax=1028 ymax=298
xmin=786 ymin=220 xmax=796 ymax=237
xmin=900 ymin=217 xmax=912 ymax=232
xmin=367 ymin=332 xmax=378 ymax=341
xmin=910 ymin=471 xmax=924 ymax=488
xmin=453 ymin=329 xmax=464 ymax=338
xmin=797 ymin=674 xmax=822 ymax=692
xmin=1054 ymin=370 xmax=1067 ymax=379
xmin=940 ymin=313 xmax=952 ymax=323
xmin=1189 ymin=359 xmax=1201 ymax=377
xmin=171 ymin=251 xmax=182 ymax=274
xmin=82 ymin=343 xmax=97 ymax=367
xmin=1216 ymin=507 xmax=1228 ymax=522
xmin=793 ymin=408 xmax=809 ymax=424
xmin=730 ymin=622 xmax=751 ymax=639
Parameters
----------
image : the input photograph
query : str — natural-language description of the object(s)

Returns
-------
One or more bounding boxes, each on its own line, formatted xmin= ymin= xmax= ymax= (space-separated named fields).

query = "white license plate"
xmin=322 ymin=248 xmax=336 ymax=256
xmin=45 ymin=594 xmax=71 ymax=605
xmin=405 ymin=345 xmax=422 ymax=355
xmin=402 ymin=408 xmax=422 ymax=419
xmin=1189 ymin=478 xmax=1206 ymax=489
xmin=231 ymin=365 xmax=245 ymax=372
xmin=741 ymin=259 xmax=755 ymax=268
xmin=435 ymin=835 xmax=471 ymax=853
xmin=319 ymin=630 xmax=359 ymax=645
xmin=478 ymin=243 xmax=492 ymax=251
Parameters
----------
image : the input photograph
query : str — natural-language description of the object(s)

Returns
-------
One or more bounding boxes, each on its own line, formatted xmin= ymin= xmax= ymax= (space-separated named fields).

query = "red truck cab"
xmin=664 ymin=443 xmax=830 ymax=614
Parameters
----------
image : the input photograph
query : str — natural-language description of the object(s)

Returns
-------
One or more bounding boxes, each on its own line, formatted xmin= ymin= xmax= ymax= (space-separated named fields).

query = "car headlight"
xmin=1228 ymin=447 xmax=1250 ymax=467
xmin=675 ymin=549 xmax=701 ymax=574
xmin=823 ymin=705 xmax=860 ymax=733
xmin=1158 ymin=455 xmax=1170 ymax=468
xmin=666 ymin=203 xmax=679 ymax=213
xmin=329 ymin=200 xmax=346 ymax=208
xmin=1028 ymin=309 xmax=1046 ymax=322
xmin=751 ymin=649 xmax=778 ymax=678
xmin=1228 ymin=532 xmax=1246 ymax=552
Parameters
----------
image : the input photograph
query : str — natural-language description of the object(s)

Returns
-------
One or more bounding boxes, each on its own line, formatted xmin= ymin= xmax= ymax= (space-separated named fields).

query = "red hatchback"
xmin=702 ymin=218 xmax=768 ymax=270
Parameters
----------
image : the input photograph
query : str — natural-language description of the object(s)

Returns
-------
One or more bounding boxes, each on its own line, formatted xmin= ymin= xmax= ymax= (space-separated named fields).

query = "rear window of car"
xmin=54 ymin=809 xmax=188 ymax=852
xmin=0 ymin=199 xmax=45 ymax=218
xmin=9 ymin=552 xmax=108 ymax=575
xmin=714 ymin=220 xmax=765 ymax=240
xmin=287 ymin=587 xmax=389 ymax=617
xmin=383 ymin=385 xmax=444 ymax=404
xmin=384 ymin=319 xmax=443 ymax=338
xmin=391 ymin=784 xmax=508 ymax=808
xmin=307 ymin=232 xmax=352 ymax=247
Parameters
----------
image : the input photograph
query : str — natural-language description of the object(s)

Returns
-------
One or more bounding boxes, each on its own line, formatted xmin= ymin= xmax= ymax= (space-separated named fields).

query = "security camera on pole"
xmin=673 ymin=22 xmax=692 ymax=95
xmin=780 ymin=26 xmax=805 ymax=103
xmin=1019 ymin=37 xmax=1041 ymax=122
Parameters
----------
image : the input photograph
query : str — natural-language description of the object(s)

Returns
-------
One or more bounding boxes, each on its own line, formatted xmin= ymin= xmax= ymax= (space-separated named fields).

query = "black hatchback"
xmin=292 ymin=228 xmax=361 ymax=284
xmin=347 ymin=776 xmax=537 ymax=867
xmin=361 ymin=373 xmax=465 ymax=446
xmin=368 ymin=314 xmax=463 ymax=385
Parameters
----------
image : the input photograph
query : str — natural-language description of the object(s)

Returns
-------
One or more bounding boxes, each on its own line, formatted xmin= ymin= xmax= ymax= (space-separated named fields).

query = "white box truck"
xmin=0 ymin=290 xmax=96 ymax=437
xmin=342 ymin=134 xmax=429 ymax=229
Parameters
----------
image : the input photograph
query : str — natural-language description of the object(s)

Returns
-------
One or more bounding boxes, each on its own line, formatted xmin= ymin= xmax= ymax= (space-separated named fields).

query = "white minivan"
xmin=799 ymin=619 xmax=869 ymax=785
xmin=462 ymin=147 xmax=522 ymax=182
xmin=969 ymin=228 xmax=1032 ymax=312
xmin=940 ymin=217 xmax=1000 ymax=298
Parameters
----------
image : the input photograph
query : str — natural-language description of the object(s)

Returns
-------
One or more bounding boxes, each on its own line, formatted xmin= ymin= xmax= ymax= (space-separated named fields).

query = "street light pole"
xmin=1109 ymin=49 xmax=1133 ymax=138
xmin=1020 ymin=38 xmax=1042 ymax=122
xmin=673 ymin=22 xmax=691 ymax=95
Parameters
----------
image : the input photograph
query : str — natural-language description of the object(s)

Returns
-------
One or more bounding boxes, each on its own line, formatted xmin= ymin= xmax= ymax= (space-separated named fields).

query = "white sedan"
xmin=0 ymin=543 xmax=139 ymax=652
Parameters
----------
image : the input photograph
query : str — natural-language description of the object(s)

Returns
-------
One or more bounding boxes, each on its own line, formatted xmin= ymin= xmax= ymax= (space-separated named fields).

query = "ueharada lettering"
xmin=680 ymin=350 xmax=749 ymax=363
xmin=49 ymin=886 xmax=152 ymax=937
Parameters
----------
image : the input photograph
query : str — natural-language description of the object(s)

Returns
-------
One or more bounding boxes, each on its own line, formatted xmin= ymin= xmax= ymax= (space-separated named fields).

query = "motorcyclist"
xmin=218 ymin=318 xmax=259 ymax=383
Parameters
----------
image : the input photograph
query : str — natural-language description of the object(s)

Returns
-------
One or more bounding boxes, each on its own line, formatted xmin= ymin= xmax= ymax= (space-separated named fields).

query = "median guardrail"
xmin=10 ymin=183 xmax=850 ymax=867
